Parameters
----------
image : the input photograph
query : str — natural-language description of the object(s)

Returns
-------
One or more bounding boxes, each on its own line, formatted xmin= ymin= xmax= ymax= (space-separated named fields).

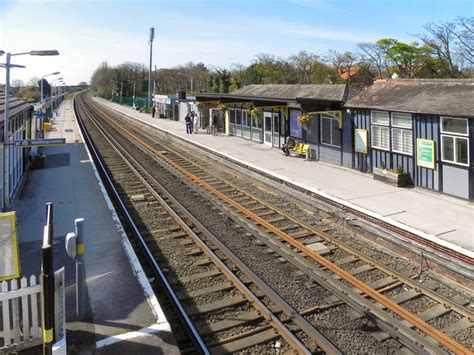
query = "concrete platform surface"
xmin=96 ymin=98 xmax=474 ymax=256
xmin=11 ymin=99 xmax=179 ymax=354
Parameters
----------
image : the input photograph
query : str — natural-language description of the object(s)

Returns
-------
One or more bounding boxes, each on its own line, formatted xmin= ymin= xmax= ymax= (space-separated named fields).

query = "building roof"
xmin=0 ymin=89 xmax=33 ymax=121
xmin=196 ymin=84 xmax=348 ymax=105
xmin=345 ymin=79 xmax=474 ymax=118
xmin=338 ymin=66 xmax=361 ymax=80
xmin=233 ymin=84 xmax=347 ymax=102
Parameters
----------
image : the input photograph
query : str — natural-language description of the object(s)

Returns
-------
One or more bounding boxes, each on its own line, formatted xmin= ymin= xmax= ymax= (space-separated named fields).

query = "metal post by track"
xmin=42 ymin=202 xmax=55 ymax=355
xmin=75 ymin=218 xmax=85 ymax=320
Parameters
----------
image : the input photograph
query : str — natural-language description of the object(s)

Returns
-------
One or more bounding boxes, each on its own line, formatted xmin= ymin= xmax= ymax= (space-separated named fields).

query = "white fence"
xmin=0 ymin=276 xmax=42 ymax=351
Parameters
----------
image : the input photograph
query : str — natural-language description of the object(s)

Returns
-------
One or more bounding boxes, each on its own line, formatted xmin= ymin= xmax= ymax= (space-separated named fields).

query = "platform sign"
xmin=12 ymin=138 xmax=66 ymax=148
xmin=354 ymin=129 xmax=368 ymax=154
xmin=417 ymin=139 xmax=436 ymax=169
xmin=0 ymin=212 xmax=20 ymax=281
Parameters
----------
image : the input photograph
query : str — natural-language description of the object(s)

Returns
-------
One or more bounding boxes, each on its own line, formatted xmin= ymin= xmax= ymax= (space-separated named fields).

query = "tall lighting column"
xmin=148 ymin=27 xmax=154 ymax=108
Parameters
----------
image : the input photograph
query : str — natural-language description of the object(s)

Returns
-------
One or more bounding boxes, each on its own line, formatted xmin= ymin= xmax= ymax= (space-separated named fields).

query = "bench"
xmin=289 ymin=143 xmax=309 ymax=157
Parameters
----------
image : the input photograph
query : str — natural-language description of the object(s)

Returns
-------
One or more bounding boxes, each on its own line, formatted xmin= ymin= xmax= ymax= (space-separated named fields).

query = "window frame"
xmin=440 ymin=134 xmax=470 ymax=167
xmin=391 ymin=127 xmax=413 ymax=155
xmin=370 ymin=111 xmax=413 ymax=155
xmin=320 ymin=115 xmax=341 ymax=148
xmin=391 ymin=112 xmax=412 ymax=129
xmin=440 ymin=116 xmax=468 ymax=136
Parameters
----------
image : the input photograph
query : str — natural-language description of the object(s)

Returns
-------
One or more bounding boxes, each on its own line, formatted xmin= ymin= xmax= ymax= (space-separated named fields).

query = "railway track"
xmin=76 ymin=93 xmax=473 ymax=354
xmin=75 ymin=94 xmax=340 ymax=354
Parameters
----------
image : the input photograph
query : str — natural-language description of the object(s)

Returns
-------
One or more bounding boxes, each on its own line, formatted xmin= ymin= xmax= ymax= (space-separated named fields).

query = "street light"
xmin=148 ymin=27 xmax=155 ymax=108
xmin=41 ymin=71 xmax=60 ymax=103
xmin=51 ymin=77 xmax=63 ymax=112
xmin=1 ymin=50 xmax=59 ymax=208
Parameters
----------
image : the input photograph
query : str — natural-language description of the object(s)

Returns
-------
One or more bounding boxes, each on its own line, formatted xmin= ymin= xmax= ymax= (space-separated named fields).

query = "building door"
xmin=439 ymin=117 xmax=470 ymax=199
xmin=264 ymin=111 xmax=272 ymax=145
xmin=272 ymin=112 xmax=280 ymax=147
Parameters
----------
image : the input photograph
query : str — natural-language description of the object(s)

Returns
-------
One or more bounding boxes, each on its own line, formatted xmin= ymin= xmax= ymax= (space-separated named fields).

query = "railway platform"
xmin=95 ymin=98 xmax=473 ymax=271
xmin=11 ymin=99 xmax=179 ymax=354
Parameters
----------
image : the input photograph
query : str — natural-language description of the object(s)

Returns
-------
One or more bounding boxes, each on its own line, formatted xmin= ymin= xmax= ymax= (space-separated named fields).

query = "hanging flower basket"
xmin=297 ymin=113 xmax=313 ymax=131
xmin=195 ymin=102 xmax=204 ymax=108
xmin=250 ymin=107 xmax=262 ymax=118
xmin=217 ymin=102 xmax=227 ymax=111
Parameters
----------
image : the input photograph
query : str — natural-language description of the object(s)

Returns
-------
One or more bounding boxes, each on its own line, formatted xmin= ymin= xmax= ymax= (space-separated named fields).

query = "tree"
xmin=415 ymin=22 xmax=460 ymax=77
xmin=37 ymin=78 xmax=51 ymax=97
xmin=78 ymin=81 xmax=88 ymax=86
xmin=326 ymin=50 xmax=359 ymax=84
xmin=241 ymin=63 xmax=264 ymax=86
xmin=311 ymin=61 xmax=337 ymax=84
xmin=289 ymin=50 xmax=318 ymax=84
xmin=375 ymin=39 xmax=428 ymax=78
xmin=453 ymin=17 xmax=473 ymax=67
xmin=357 ymin=42 xmax=387 ymax=79
xmin=90 ymin=61 xmax=116 ymax=95
xmin=27 ymin=76 xmax=40 ymax=87
xmin=10 ymin=79 xmax=24 ymax=95
xmin=11 ymin=79 xmax=24 ymax=88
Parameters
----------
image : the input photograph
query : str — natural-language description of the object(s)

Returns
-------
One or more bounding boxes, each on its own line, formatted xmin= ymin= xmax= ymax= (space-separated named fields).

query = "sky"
xmin=1 ymin=0 xmax=473 ymax=86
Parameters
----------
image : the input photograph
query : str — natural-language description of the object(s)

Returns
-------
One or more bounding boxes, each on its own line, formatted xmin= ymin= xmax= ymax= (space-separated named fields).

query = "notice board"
xmin=354 ymin=129 xmax=368 ymax=154
xmin=0 ymin=212 xmax=20 ymax=281
xmin=417 ymin=139 xmax=436 ymax=169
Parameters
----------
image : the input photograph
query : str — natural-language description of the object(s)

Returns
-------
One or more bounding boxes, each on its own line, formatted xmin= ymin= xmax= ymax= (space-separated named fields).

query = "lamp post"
xmin=51 ymin=77 xmax=63 ymax=112
xmin=132 ymin=81 xmax=136 ymax=109
xmin=148 ymin=27 xmax=154 ymax=108
xmin=1 ymin=50 xmax=59 ymax=209
xmin=40 ymin=71 xmax=60 ymax=103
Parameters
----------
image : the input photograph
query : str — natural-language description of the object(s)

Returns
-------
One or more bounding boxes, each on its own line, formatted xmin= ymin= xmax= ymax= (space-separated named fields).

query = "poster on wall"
xmin=354 ymin=129 xmax=368 ymax=154
xmin=417 ymin=139 xmax=436 ymax=169
xmin=0 ymin=212 xmax=20 ymax=281
xmin=289 ymin=109 xmax=303 ymax=139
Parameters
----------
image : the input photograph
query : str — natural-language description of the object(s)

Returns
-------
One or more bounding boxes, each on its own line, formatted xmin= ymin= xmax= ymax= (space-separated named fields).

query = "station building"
xmin=0 ymin=89 xmax=34 ymax=208
xmin=196 ymin=80 xmax=473 ymax=200
xmin=345 ymin=79 xmax=474 ymax=200
xmin=196 ymin=84 xmax=353 ymax=166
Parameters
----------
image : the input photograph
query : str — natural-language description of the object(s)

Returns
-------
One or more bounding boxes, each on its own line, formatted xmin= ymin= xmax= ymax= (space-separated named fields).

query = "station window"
xmin=242 ymin=110 xmax=250 ymax=127
xmin=320 ymin=115 xmax=341 ymax=147
xmin=441 ymin=117 xmax=469 ymax=166
xmin=371 ymin=111 xmax=390 ymax=150
xmin=229 ymin=109 xmax=235 ymax=124
xmin=252 ymin=115 xmax=262 ymax=129
xmin=236 ymin=109 xmax=242 ymax=125
xmin=371 ymin=111 xmax=413 ymax=155
xmin=391 ymin=113 xmax=413 ymax=155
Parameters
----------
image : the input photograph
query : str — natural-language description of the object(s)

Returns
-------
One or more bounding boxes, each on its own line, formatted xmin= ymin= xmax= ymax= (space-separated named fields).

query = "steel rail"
xmin=91 ymin=95 xmax=474 ymax=269
xmin=194 ymin=175 xmax=474 ymax=320
xmin=83 ymin=100 xmax=431 ymax=352
xmin=74 ymin=96 xmax=210 ymax=354
xmin=77 ymin=95 xmax=318 ymax=354
xmin=100 ymin=108 xmax=471 ymax=355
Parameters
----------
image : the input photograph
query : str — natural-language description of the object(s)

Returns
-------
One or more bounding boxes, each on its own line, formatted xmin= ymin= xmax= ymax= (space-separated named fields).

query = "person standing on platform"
xmin=211 ymin=112 xmax=218 ymax=135
xmin=190 ymin=111 xmax=195 ymax=134
xmin=192 ymin=111 xmax=199 ymax=134
xmin=185 ymin=113 xmax=192 ymax=134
